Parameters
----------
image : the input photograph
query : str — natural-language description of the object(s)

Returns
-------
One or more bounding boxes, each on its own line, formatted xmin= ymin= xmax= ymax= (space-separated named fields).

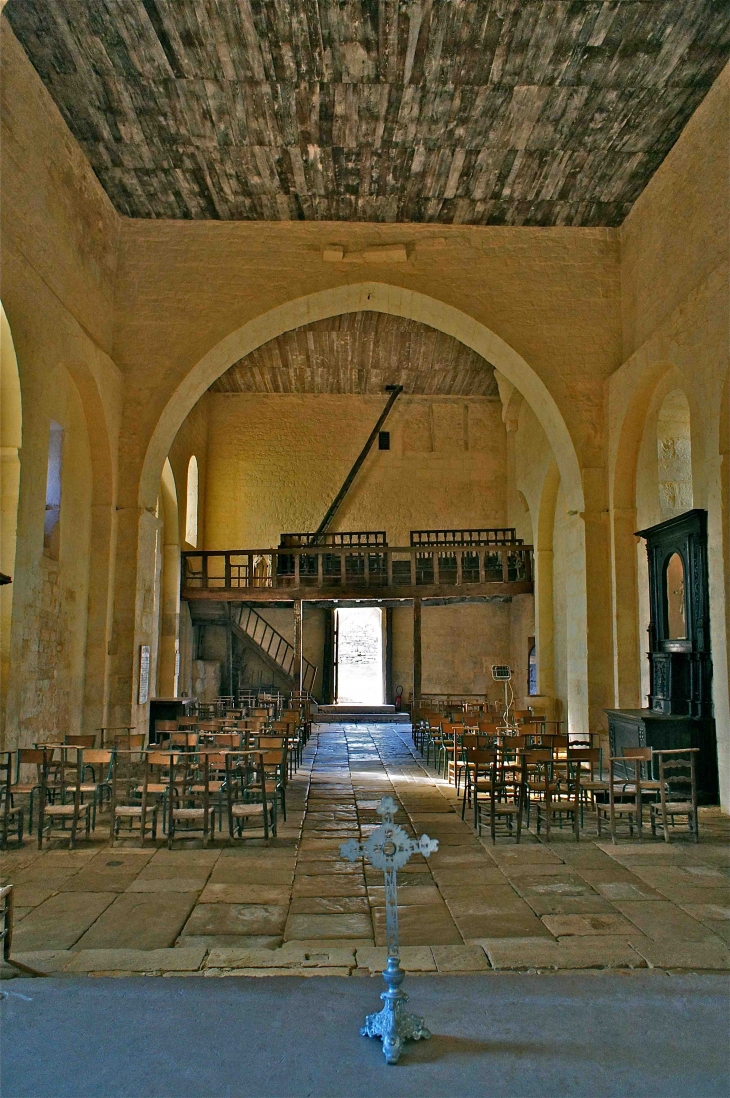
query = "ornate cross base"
xmin=360 ymin=955 xmax=431 ymax=1064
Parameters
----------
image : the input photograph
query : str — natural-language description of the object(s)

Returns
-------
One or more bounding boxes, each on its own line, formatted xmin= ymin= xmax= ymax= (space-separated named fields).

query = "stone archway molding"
xmin=139 ymin=282 xmax=585 ymax=515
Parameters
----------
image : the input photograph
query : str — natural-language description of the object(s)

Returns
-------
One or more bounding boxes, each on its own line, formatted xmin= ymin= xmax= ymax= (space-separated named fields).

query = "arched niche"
xmin=657 ymin=390 xmax=693 ymax=521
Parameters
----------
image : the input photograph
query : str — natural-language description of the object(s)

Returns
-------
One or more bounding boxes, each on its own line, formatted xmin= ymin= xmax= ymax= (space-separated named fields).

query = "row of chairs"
xmin=413 ymin=712 xmax=700 ymax=844
xmin=0 ymin=741 xmax=289 ymax=849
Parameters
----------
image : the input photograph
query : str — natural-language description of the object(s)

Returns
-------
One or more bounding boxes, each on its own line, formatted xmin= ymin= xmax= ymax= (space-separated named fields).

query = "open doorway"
xmin=335 ymin=607 xmax=384 ymax=705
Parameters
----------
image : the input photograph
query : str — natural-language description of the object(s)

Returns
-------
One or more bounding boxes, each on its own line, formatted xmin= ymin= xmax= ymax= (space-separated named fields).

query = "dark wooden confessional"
xmin=606 ymin=509 xmax=719 ymax=802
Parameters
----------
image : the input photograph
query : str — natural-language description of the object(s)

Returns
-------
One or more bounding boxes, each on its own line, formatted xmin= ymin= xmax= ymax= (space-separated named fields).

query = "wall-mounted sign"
xmin=138 ymin=644 xmax=151 ymax=705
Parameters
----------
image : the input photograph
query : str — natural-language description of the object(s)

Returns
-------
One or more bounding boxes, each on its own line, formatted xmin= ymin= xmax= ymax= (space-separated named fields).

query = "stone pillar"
xmin=294 ymin=599 xmax=303 ymax=694
xmin=107 ymin=504 xmax=159 ymax=732
xmin=81 ymin=502 xmax=117 ymax=735
xmin=0 ymin=443 xmax=20 ymax=744
xmin=158 ymin=540 xmax=181 ymax=697
xmin=412 ymin=598 xmax=422 ymax=714
xmin=610 ymin=506 xmax=642 ymax=708
xmin=533 ymin=547 xmax=555 ymax=699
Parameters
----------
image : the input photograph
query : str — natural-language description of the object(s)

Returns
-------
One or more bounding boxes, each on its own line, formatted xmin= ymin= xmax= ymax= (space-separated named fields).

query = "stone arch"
xmin=127 ymin=282 xmax=589 ymax=731
xmin=0 ymin=302 xmax=21 ymax=741
xmin=139 ymin=283 xmax=584 ymax=516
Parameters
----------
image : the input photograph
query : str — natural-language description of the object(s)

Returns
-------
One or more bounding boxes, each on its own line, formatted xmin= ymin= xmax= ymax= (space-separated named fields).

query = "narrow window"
xmin=378 ymin=431 xmax=390 ymax=450
xmin=185 ymin=455 xmax=199 ymax=547
xmin=527 ymin=637 xmax=538 ymax=696
xmin=43 ymin=420 xmax=63 ymax=559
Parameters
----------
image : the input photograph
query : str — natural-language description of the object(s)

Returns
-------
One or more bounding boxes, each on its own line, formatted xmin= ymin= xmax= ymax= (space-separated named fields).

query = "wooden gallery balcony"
xmin=181 ymin=544 xmax=533 ymax=604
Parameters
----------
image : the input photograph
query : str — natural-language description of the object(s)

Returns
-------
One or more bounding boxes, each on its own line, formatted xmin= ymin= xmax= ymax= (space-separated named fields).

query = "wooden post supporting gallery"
xmin=225 ymin=604 xmax=234 ymax=697
xmin=413 ymin=598 xmax=422 ymax=715
xmin=294 ymin=599 xmax=303 ymax=693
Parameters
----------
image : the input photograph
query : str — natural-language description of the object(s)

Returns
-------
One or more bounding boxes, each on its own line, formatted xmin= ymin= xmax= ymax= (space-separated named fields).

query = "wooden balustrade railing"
xmin=181 ymin=544 xmax=533 ymax=599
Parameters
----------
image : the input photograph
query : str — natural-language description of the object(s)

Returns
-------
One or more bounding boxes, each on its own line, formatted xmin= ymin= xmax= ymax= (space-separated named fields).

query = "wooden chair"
xmin=154 ymin=720 xmax=178 ymax=745
xmin=225 ymin=751 xmax=277 ymax=840
xmin=534 ymin=751 xmax=581 ymax=841
xmin=0 ymin=752 xmax=24 ymax=849
xmin=166 ymin=753 xmax=215 ymax=848
xmin=38 ymin=748 xmax=92 ymax=849
xmin=460 ymin=743 xmax=495 ymax=819
xmin=568 ymin=746 xmax=607 ymax=814
xmin=169 ymin=731 xmax=199 ymax=750
xmin=650 ymin=748 xmax=699 ymax=842
xmin=440 ymin=723 xmax=462 ymax=783
xmin=10 ymin=749 xmax=45 ymax=832
xmin=191 ymin=750 xmax=228 ymax=828
xmin=65 ymin=749 xmax=115 ymax=828
xmin=258 ymin=737 xmax=288 ymax=821
xmin=110 ymin=752 xmax=158 ymax=845
xmin=597 ymin=754 xmax=649 ymax=842
xmin=65 ymin=734 xmax=97 ymax=749
xmin=474 ymin=750 xmax=526 ymax=843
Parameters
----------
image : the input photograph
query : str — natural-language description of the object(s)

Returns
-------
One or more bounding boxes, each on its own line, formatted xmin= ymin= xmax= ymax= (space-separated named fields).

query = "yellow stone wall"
xmin=610 ymin=59 xmax=730 ymax=804
xmin=204 ymin=393 xmax=507 ymax=548
xmin=1 ymin=15 xmax=727 ymax=801
xmin=0 ymin=22 xmax=121 ymax=745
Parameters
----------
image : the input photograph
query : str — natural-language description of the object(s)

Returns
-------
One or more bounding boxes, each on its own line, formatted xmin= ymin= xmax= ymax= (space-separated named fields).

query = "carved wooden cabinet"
xmin=637 ymin=509 xmax=713 ymax=718
xmin=606 ymin=509 xmax=718 ymax=803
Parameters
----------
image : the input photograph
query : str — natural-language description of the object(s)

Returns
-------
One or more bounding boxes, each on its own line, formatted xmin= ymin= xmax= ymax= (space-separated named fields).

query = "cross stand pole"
xmin=340 ymin=796 xmax=439 ymax=1064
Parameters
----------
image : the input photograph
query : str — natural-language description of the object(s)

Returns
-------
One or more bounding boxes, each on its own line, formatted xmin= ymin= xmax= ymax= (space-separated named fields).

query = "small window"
xmin=185 ymin=455 xmax=199 ymax=547
xmin=378 ymin=431 xmax=390 ymax=451
xmin=665 ymin=552 xmax=686 ymax=639
xmin=43 ymin=420 xmax=64 ymax=559
xmin=527 ymin=637 xmax=538 ymax=696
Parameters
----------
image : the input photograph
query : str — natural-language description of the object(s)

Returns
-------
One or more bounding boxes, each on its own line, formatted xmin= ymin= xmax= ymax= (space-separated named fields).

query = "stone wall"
xmin=611 ymin=59 xmax=730 ymax=803
xmin=204 ymin=393 xmax=507 ymax=547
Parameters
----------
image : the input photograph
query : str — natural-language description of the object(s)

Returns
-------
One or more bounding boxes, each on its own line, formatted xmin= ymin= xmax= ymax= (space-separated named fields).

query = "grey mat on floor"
xmin=1 ymin=973 xmax=728 ymax=1097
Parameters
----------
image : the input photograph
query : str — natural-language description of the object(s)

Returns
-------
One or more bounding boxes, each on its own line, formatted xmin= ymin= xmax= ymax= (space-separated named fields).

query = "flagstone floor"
xmin=2 ymin=724 xmax=729 ymax=977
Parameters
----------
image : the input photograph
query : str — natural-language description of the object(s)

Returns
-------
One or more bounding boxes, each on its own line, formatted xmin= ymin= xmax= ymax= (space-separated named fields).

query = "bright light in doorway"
xmin=336 ymin=607 xmax=384 ymax=706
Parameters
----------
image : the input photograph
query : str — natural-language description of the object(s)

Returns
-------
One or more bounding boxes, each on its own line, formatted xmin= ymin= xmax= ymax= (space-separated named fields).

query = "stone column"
xmin=412 ymin=598 xmax=422 ymax=714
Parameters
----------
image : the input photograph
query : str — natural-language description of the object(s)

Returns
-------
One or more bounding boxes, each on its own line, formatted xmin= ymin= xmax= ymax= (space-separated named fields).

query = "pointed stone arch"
xmin=139 ymin=283 xmax=584 ymax=516
xmin=124 ymin=282 xmax=589 ymax=731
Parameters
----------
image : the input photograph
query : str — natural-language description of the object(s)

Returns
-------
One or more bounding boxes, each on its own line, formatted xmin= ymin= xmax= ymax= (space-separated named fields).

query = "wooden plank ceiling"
xmin=210 ymin=312 xmax=499 ymax=395
xmin=6 ymin=1 xmax=730 ymax=226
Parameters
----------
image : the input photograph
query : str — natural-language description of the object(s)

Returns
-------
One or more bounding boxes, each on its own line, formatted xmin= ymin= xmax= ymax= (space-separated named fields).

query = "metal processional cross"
xmin=340 ymin=796 xmax=439 ymax=1064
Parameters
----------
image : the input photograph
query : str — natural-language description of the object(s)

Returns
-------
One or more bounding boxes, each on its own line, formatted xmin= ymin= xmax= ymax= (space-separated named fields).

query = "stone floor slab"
xmin=177 ymin=935 xmax=281 ymax=950
xmin=630 ymin=939 xmax=730 ymax=970
xmin=356 ymin=946 xmax=436 ymax=972
xmin=614 ymin=900 xmax=725 ymax=943
xmin=542 ymin=913 xmax=641 ymax=936
xmin=292 ymin=875 xmax=366 ymax=897
xmin=11 ymin=892 xmax=116 ymax=951
xmin=74 ymin=893 xmax=198 ymax=950
xmin=126 ymin=878 xmax=207 ymax=893
xmin=198 ymin=884 xmax=291 ymax=905
xmin=65 ymin=948 xmax=207 ymax=973
xmin=481 ymin=936 xmax=647 ymax=970
xmin=431 ymin=944 xmax=491 ymax=972
xmin=284 ymin=913 xmax=373 ymax=940
xmin=289 ymin=895 xmax=370 ymax=915
xmin=183 ymin=904 xmax=288 ymax=937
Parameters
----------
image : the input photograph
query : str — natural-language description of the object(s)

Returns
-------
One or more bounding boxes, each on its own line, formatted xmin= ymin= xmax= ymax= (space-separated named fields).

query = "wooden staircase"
xmin=187 ymin=601 xmax=317 ymax=692
xmin=233 ymin=605 xmax=317 ymax=692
